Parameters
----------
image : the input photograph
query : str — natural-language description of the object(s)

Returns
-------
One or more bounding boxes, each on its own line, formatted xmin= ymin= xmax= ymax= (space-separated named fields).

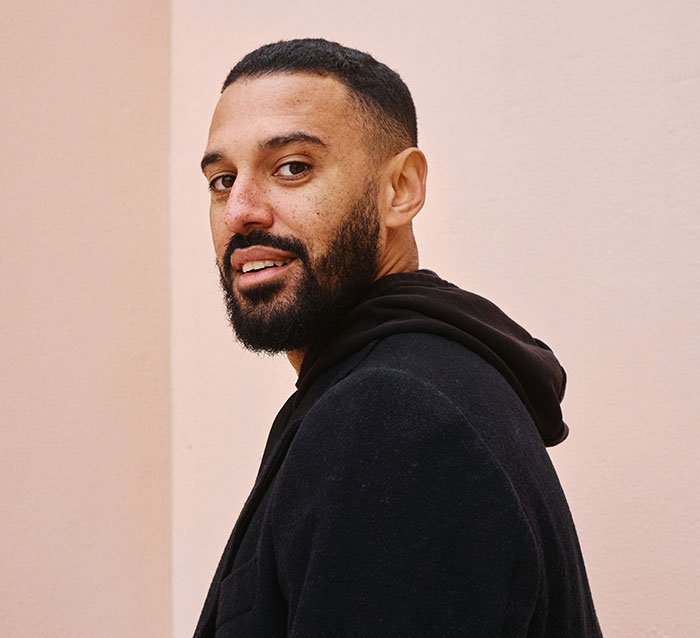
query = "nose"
xmin=222 ymin=174 xmax=274 ymax=235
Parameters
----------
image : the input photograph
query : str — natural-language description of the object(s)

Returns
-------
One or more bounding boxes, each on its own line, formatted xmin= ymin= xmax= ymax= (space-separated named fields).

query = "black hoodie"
xmin=261 ymin=269 xmax=568 ymax=467
xmin=299 ymin=269 xmax=568 ymax=445
xmin=194 ymin=270 xmax=601 ymax=638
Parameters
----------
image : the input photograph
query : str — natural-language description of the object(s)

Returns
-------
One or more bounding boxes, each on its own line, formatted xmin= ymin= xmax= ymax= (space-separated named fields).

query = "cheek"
xmin=269 ymin=192 xmax=329 ymax=242
xmin=292 ymin=189 xmax=353 ymax=247
xmin=209 ymin=209 xmax=228 ymax=262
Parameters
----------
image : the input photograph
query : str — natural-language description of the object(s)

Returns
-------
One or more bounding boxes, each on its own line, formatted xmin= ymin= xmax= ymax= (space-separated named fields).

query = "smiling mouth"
xmin=241 ymin=258 xmax=294 ymax=274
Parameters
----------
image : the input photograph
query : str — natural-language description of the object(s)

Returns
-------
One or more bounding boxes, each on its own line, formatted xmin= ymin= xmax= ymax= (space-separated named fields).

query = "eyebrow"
xmin=200 ymin=152 xmax=223 ymax=173
xmin=260 ymin=132 xmax=326 ymax=151
xmin=200 ymin=132 xmax=327 ymax=173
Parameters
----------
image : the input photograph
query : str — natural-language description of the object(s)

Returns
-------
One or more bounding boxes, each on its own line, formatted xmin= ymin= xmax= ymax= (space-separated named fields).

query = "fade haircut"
xmin=222 ymin=38 xmax=418 ymax=158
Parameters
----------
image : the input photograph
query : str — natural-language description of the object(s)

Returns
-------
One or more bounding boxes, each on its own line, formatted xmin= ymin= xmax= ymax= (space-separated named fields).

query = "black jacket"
xmin=194 ymin=271 xmax=601 ymax=637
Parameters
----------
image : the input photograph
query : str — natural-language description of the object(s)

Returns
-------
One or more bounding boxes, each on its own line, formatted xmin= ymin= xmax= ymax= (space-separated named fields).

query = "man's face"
xmin=202 ymin=73 xmax=385 ymax=353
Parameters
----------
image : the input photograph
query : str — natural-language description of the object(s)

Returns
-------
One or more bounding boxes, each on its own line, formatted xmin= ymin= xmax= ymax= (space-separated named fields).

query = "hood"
xmin=297 ymin=270 xmax=568 ymax=446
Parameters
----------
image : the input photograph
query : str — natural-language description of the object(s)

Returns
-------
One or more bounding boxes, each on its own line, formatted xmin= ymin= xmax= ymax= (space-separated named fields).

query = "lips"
xmin=231 ymin=246 xmax=298 ymax=279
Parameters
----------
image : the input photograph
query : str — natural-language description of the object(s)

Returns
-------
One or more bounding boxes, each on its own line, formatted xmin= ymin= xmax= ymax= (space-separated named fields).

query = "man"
xmin=195 ymin=39 xmax=601 ymax=637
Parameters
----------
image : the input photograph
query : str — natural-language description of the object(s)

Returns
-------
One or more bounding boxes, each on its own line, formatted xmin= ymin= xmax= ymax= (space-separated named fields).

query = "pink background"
xmin=3 ymin=1 xmax=699 ymax=636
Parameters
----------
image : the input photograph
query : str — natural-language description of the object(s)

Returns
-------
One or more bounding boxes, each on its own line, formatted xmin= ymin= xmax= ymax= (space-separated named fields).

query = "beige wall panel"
xmin=1 ymin=0 xmax=171 ymax=636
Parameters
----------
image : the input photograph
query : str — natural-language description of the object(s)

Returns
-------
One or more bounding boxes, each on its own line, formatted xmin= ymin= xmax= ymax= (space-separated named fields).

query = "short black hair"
xmin=222 ymin=38 xmax=417 ymax=156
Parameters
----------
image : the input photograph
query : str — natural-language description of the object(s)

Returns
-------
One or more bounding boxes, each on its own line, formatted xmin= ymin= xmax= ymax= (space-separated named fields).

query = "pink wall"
xmin=171 ymin=2 xmax=699 ymax=637
xmin=1 ymin=1 xmax=171 ymax=636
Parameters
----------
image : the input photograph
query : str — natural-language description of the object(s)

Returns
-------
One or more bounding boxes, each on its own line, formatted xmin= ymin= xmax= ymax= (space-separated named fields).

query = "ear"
xmin=381 ymin=147 xmax=428 ymax=229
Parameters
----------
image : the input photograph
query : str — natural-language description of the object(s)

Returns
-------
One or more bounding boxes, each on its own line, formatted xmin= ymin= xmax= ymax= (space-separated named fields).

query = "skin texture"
xmin=202 ymin=73 xmax=428 ymax=371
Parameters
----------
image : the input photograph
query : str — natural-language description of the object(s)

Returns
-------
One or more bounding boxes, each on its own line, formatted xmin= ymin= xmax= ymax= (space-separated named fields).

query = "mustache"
xmin=222 ymin=229 xmax=309 ymax=281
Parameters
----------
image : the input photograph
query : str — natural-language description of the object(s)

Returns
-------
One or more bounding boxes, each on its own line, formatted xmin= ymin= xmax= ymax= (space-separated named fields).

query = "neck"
xmin=286 ymin=349 xmax=306 ymax=374
xmin=375 ymin=228 xmax=419 ymax=279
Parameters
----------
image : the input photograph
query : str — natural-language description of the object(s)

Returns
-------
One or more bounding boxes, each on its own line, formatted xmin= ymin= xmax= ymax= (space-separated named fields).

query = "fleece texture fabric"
xmin=194 ymin=271 xmax=602 ymax=637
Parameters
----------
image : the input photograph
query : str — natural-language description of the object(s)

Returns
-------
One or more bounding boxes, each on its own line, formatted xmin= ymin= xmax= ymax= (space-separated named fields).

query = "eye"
xmin=209 ymin=174 xmax=235 ymax=192
xmin=275 ymin=161 xmax=310 ymax=178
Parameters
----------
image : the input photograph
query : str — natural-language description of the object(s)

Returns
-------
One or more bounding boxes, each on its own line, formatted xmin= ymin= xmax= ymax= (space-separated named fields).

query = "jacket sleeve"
xmin=270 ymin=368 xmax=541 ymax=637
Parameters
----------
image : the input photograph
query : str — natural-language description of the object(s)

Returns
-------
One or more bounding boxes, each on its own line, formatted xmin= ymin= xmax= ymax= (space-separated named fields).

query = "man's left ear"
xmin=381 ymin=147 xmax=428 ymax=228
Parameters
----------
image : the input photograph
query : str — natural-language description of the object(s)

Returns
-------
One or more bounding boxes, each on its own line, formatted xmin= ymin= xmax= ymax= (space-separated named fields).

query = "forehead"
xmin=207 ymin=73 xmax=366 ymax=155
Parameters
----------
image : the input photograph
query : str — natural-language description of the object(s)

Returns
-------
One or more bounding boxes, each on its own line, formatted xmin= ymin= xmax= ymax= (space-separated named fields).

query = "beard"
xmin=217 ymin=181 xmax=381 ymax=354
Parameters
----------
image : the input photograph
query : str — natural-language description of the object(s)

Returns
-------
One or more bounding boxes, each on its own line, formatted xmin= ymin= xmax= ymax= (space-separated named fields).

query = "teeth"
xmin=241 ymin=259 xmax=292 ymax=274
